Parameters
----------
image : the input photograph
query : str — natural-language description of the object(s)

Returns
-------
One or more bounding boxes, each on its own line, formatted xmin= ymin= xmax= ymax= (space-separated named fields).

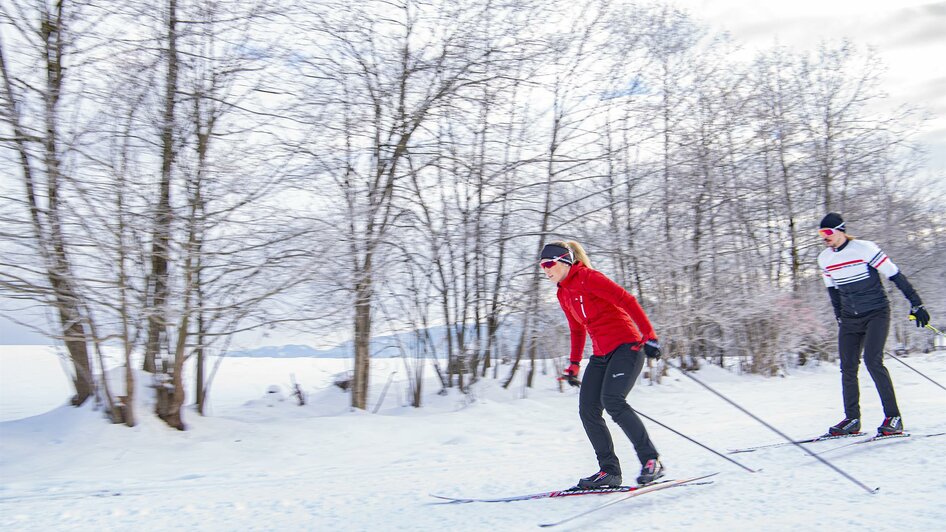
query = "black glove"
xmin=643 ymin=339 xmax=661 ymax=359
xmin=910 ymin=305 xmax=930 ymax=328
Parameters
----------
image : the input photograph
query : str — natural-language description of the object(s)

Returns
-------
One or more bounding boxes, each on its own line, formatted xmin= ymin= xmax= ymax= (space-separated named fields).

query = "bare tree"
xmin=0 ymin=0 xmax=99 ymax=406
xmin=290 ymin=0 xmax=525 ymax=409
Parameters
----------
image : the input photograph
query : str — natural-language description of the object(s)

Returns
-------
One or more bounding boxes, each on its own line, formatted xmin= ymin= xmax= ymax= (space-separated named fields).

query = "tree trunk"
xmin=145 ymin=0 xmax=179 ymax=374
xmin=352 ymin=277 xmax=372 ymax=410
xmin=0 ymin=4 xmax=96 ymax=405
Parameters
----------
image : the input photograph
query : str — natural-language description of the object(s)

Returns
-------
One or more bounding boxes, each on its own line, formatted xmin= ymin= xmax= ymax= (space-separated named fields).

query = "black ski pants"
xmin=578 ymin=343 xmax=658 ymax=476
xmin=838 ymin=307 xmax=900 ymax=419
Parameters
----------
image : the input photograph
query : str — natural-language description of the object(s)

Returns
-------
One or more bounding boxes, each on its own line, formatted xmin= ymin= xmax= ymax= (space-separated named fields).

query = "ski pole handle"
xmin=910 ymin=315 xmax=945 ymax=336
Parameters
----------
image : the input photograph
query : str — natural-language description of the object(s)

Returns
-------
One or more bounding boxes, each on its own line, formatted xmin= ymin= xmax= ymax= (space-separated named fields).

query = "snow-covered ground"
xmin=1 ymin=346 xmax=945 ymax=531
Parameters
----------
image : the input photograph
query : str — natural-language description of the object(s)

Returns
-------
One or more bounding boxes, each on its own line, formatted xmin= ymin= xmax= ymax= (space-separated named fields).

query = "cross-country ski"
xmin=728 ymin=432 xmax=867 ymax=454
xmin=430 ymin=485 xmax=639 ymax=504
xmin=816 ymin=431 xmax=946 ymax=455
xmin=537 ymin=473 xmax=718 ymax=528
xmin=430 ymin=476 xmax=715 ymax=504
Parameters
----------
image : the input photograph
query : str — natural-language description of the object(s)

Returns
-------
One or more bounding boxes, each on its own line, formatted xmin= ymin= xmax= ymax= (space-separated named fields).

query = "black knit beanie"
xmin=819 ymin=212 xmax=845 ymax=232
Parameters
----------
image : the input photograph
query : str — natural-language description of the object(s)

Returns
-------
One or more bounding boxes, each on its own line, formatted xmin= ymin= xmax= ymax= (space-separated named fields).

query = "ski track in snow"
xmin=1 ymin=348 xmax=945 ymax=531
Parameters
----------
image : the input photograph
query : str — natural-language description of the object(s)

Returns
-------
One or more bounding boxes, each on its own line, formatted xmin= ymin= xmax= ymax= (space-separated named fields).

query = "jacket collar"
xmin=558 ymin=261 xmax=585 ymax=288
xmin=833 ymin=238 xmax=851 ymax=252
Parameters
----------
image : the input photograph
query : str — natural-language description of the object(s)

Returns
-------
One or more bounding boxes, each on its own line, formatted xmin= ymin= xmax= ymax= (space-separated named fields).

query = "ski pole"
xmin=665 ymin=359 xmax=879 ymax=495
xmin=633 ymin=409 xmax=759 ymax=473
xmin=885 ymin=351 xmax=946 ymax=392
xmin=909 ymin=315 xmax=945 ymax=336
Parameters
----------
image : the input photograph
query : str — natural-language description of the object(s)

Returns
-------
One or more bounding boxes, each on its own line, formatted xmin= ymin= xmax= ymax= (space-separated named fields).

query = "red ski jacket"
xmin=556 ymin=261 xmax=656 ymax=364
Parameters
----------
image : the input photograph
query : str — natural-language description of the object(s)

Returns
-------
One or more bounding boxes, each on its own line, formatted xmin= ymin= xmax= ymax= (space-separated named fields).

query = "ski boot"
xmin=828 ymin=417 xmax=860 ymax=436
xmin=636 ymin=458 xmax=665 ymax=486
xmin=877 ymin=416 xmax=903 ymax=436
xmin=577 ymin=470 xmax=622 ymax=489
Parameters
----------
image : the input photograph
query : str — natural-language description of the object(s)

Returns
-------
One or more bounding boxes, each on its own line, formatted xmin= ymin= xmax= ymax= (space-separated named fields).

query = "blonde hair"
xmin=550 ymin=240 xmax=592 ymax=268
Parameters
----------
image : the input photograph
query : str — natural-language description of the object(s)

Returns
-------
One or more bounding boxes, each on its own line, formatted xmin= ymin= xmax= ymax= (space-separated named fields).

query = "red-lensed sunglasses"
xmin=540 ymin=254 xmax=570 ymax=269
xmin=818 ymin=226 xmax=844 ymax=237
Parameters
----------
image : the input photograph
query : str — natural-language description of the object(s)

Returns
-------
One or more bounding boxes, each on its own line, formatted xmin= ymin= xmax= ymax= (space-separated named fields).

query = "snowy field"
xmin=1 ymin=345 xmax=945 ymax=531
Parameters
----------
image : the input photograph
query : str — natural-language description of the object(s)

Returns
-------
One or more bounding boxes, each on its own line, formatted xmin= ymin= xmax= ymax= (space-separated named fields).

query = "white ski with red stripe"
xmin=537 ymin=473 xmax=718 ymax=528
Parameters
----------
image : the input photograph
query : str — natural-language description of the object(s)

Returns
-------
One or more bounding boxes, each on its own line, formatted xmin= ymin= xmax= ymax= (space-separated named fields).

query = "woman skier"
xmin=540 ymin=240 xmax=664 ymax=487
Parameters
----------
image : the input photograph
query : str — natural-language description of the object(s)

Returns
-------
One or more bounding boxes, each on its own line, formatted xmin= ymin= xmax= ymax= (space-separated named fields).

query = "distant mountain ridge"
xmin=228 ymin=326 xmax=462 ymax=358
xmin=229 ymin=325 xmax=500 ymax=358
xmin=229 ymin=344 xmax=343 ymax=358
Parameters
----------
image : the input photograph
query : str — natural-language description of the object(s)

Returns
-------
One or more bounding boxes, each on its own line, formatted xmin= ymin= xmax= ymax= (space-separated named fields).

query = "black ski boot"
xmin=828 ymin=417 xmax=860 ymax=436
xmin=577 ymin=470 xmax=622 ymax=489
xmin=877 ymin=416 xmax=903 ymax=436
xmin=636 ymin=458 xmax=665 ymax=486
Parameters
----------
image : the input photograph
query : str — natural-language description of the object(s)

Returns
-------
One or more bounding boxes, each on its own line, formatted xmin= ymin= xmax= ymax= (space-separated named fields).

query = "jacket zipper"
xmin=579 ymin=296 xmax=587 ymax=319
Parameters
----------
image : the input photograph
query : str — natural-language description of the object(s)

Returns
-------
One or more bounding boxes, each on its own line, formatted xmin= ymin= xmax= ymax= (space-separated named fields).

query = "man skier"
xmin=817 ymin=212 xmax=931 ymax=437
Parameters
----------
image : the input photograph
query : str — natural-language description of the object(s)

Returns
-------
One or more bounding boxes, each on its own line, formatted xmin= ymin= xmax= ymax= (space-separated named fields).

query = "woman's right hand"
xmin=559 ymin=362 xmax=581 ymax=387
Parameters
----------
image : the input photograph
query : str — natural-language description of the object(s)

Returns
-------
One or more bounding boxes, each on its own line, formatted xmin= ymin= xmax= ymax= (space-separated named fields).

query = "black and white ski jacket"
xmin=818 ymin=239 xmax=922 ymax=318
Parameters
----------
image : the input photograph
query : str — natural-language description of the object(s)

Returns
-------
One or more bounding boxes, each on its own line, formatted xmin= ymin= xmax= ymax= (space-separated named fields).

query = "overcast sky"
xmin=684 ymin=0 xmax=946 ymax=170
xmin=2 ymin=0 xmax=944 ymax=345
